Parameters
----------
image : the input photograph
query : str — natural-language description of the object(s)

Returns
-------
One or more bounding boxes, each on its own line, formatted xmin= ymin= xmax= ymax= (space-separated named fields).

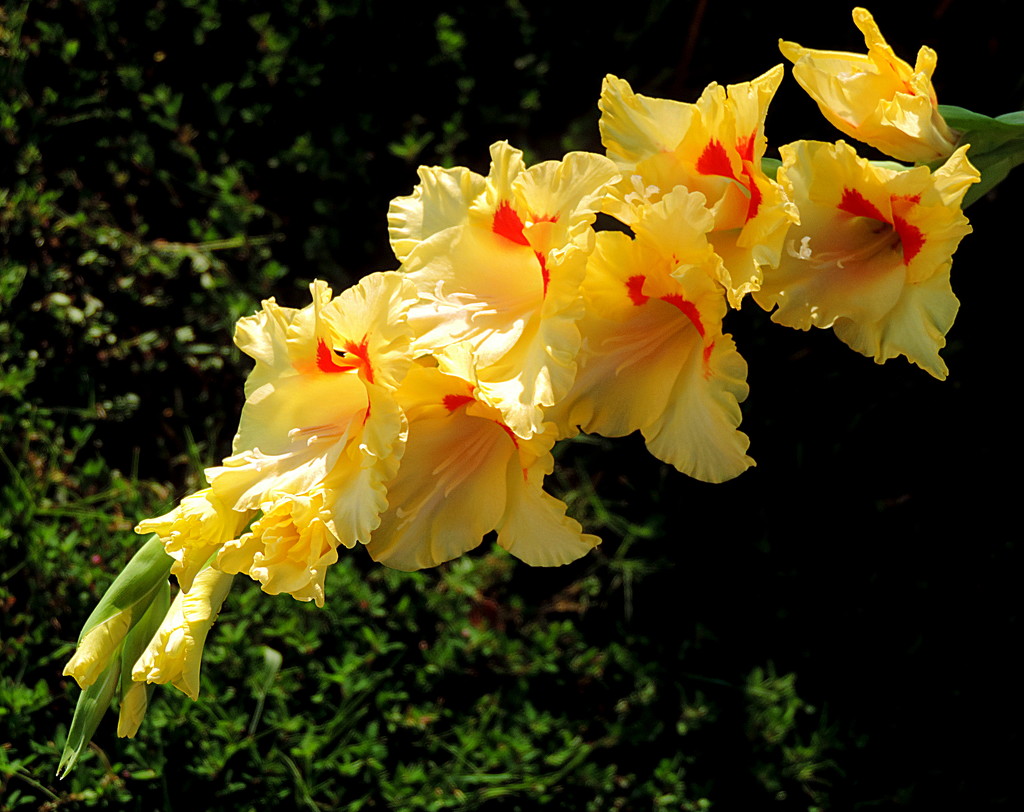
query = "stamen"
xmin=787 ymin=236 xmax=814 ymax=260
xmin=790 ymin=224 xmax=900 ymax=271
xmin=624 ymin=174 xmax=660 ymax=207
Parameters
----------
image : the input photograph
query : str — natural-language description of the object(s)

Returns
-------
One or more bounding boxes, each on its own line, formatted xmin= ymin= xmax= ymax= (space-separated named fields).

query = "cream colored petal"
xmin=132 ymin=568 xmax=234 ymax=701
xmin=642 ymin=330 xmax=753 ymax=483
xmin=600 ymin=74 xmax=697 ymax=166
xmin=833 ymin=263 xmax=959 ymax=379
xmin=388 ymin=165 xmax=486 ymax=262
xmin=497 ymin=456 xmax=600 ymax=566
xmin=365 ymin=413 xmax=512 ymax=571
xmin=135 ymin=488 xmax=247 ymax=593
xmin=316 ymin=271 xmax=416 ymax=390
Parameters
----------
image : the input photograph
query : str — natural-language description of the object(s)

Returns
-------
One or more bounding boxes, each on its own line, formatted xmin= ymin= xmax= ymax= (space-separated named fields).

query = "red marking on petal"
xmin=362 ymin=401 xmax=372 ymax=426
xmin=744 ymin=167 xmax=762 ymax=222
xmin=736 ymin=132 xmax=756 ymax=162
xmin=493 ymin=421 xmax=528 ymax=481
xmin=892 ymin=215 xmax=925 ymax=265
xmin=703 ymin=340 xmax=714 ymax=371
xmin=443 ymin=393 xmax=475 ymax=412
xmin=493 ymin=201 xmax=529 ymax=245
xmin=535 ymin=251 xmax=550 ymax=298
xmin=626 ymin=275 xmax=649 ymax=306
xmin=347 ymin=336 xmax=375 ymax=384
xmin=494 ymin=420 xmax=520 ymax=450
xmin=696 ymin=139 xmax=736 ymax=179
xmin=661 ymin=293 xmax=705 ymax=337
xmin=838 ymin=188 xmax=888 ymax=222
xmin=322 ymin=335 xmax=375 ymax=382
xmin=893 ymin=193 xmax=921 ymax=205
xmin=316 ymin=338 xmax=348 ymax=373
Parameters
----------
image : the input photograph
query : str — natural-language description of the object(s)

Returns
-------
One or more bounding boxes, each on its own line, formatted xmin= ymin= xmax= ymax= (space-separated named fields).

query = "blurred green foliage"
xmin=1 ymin=0 xmax=1021 ymax=809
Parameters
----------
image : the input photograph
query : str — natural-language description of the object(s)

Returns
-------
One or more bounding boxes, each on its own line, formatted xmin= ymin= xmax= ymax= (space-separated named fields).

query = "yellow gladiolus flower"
xmin=389 ymin=141 xmax=619 ymax=439
xmin=135 ymin=488 xmax=248 ymax=593
xmin=131 ymin=567 xmax=234 ymax=701
xmin=364 ymin=361 xmax=599 ymax=571
xmin=780 ymin=8 xmax=957 ymax=164
xmin=599 ymin=66 xmax=797 ymax=307
xmin=754 ymin=140 xmax=978 ymax=378
xmin=206 ymin=273 xmax=413 ymax=549
xmin=551 ymin=187 xmax=753 ymax=483
xmin=217 ymin=488 xmax=340 ymax=607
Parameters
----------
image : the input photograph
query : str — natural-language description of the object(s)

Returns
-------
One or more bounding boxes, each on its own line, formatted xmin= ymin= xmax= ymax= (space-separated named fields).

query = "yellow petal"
xmin=834 ymin=262 xmax=959 ymax=380
xmin=401 ymin=142 xmax=617 ymax=438
xmin=219 ymin=489 xmax=340 ymax=608
xmin=116 ymin=680 xmax=148 ymax=738
xmin=63 ymin=611 xmax=132 ymax=689
xmin=388 ymin=165 xmax=486 ymax=263
xmin=780 ymin=8 xmax=957 ymax=163
xmin=557 ymin=191 xmax=753 ymax=482
xmin=600 ymin=74 xmax=698 ymax=166
xmin=135 ymin=488 xmax=247 ymax=593
xmin=132 ymin=568 xmax=234 ymax=701
xmin=316 ymin=271 xmax=416 ymax=390
xmin=599 ymin=69 xmax=796 ymax=306
xmin=497 ymin=455 xmax=600 ymax=567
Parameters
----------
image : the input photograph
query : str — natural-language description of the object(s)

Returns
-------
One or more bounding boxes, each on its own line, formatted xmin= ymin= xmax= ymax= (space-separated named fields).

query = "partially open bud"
xmin=780 ymin=8 xmax=958 ymax=164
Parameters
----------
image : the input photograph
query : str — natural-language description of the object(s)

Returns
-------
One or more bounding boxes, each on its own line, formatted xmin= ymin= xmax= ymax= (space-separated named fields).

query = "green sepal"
xmin=938 ymin=104 xmax=1024 ymax=207
xmin=115 ymin=579 xmax=171 ymax=736
xmin=57 ymin=648 xmax=122 ymax=779
xmin=761 ymin=157 xmax=782 ymax=180
xmin=76 ymin=535 xmax=174 ymax=645
xmin=63 ymin=536 xmax=174 ymax=690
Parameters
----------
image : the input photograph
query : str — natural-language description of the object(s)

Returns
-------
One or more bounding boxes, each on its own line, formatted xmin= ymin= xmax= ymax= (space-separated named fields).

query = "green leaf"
xmin=57 ymin=651 xmax=121 ymax=779
xmin=938 ymin=104 xmax=1024 ymax=206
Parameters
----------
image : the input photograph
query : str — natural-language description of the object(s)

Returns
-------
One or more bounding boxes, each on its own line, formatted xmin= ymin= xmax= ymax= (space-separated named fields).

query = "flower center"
xmin=786 ymin=221 xmax=901 ymax=271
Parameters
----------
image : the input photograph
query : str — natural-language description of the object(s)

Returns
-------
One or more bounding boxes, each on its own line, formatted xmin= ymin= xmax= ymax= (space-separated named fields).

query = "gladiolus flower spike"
xmin=58 ymin=7 xmax=1021 ymax=771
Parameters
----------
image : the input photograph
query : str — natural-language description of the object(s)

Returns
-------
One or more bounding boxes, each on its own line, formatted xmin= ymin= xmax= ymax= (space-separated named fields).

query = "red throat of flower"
xmin=839 ymin=188 xmax=926 ymax=266
xmin=492 ymin=201 xmax=558 ymax=297
xmin=316 ymin=336 xmax=375 ymax=382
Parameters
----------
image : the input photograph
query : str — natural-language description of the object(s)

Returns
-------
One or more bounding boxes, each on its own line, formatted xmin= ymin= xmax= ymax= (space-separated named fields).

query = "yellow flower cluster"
xmin=61 ymin=8 xmax=982 ymax=752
